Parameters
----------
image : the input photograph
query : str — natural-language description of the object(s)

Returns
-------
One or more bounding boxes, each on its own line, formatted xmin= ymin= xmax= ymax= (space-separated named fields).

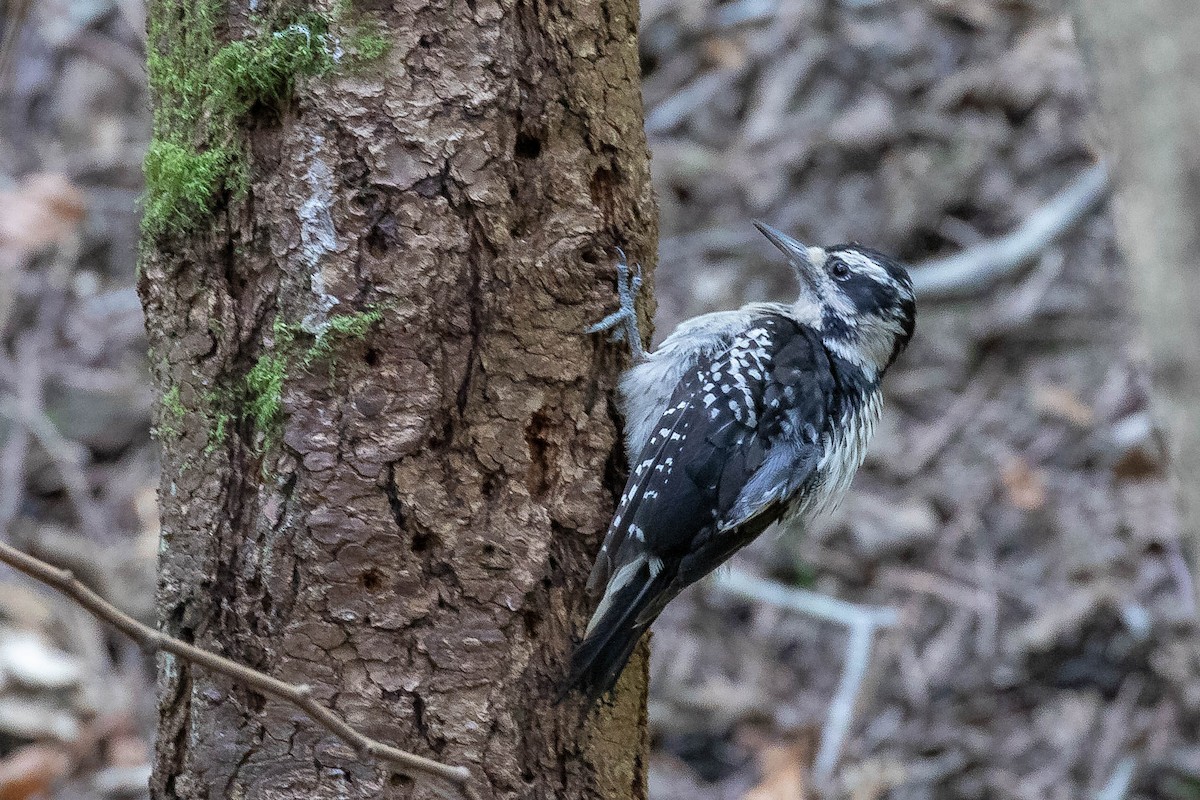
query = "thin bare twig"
xmin=0 ymin=398 xmax=108 ymax=541
xmin=0 ymin=540 xmax=479 ymax=800
xmin=0 ymin=0 xmax=33 ymax=93
xmin=712 ymin=568 xmax=899 ymax=789
xmin=0 ymin=336 xmax=39 ymax=533
xmin=1095 ymin=755 xmax=1137 ymax=800
xmin=911 ymin=162 xmax=1111 ymax=299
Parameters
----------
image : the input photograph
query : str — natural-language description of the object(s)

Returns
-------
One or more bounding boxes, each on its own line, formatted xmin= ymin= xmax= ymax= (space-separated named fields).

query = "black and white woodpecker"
xmin=567 ymin=223 xmax=917 ymax=704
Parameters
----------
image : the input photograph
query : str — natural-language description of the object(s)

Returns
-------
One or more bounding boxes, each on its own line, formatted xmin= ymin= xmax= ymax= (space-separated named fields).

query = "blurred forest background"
xmin=0 ymin=0 xmax=1194 ymax=798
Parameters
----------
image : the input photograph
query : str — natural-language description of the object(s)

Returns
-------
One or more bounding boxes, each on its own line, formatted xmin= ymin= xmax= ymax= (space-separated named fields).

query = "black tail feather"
xmin=562 ymin=562 xmax=671 ymax=706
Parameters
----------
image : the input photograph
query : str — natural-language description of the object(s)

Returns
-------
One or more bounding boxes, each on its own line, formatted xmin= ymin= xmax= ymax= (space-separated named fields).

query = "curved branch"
xmin=0 ymin=541 xmax=479 ymax=800
xmin=712 ymin=568 xmax=898 ymax=788
xmin=911 ymin=162 xmax=1111 ymax=299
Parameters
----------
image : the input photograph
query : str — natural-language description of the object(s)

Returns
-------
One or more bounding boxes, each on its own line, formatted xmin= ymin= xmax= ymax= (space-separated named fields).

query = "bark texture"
xmin=1071 ymin=3 xmax=1200 ymax=564
xmin=139 ymin=1 xmax=656 ymax=798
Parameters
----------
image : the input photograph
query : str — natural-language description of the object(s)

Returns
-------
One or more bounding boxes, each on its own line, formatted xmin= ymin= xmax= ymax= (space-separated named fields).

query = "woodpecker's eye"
xmin=829 ymin=259 xmax=851 ymax=280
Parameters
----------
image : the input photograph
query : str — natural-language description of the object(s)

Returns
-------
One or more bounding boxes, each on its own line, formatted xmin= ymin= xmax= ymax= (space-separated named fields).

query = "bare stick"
xmin=712 ymin=568 xmax=898 ymax=788
xmin=0 ymin=541 xmax=479 ymax=800
xmin=0 ymin=0 xmax=32 ymax=93
xmin=0 ymin=399 xmax=108 ymax=543
xmin=1095 ymin=755 xmax=1136 ymax=800
xmin=911 ymin=162 xmax=1111 ymax=299
xmin=714 ymin=567 xmax=898 ymax=628
xmin=814 ymin=620 xmax=875 ymax=787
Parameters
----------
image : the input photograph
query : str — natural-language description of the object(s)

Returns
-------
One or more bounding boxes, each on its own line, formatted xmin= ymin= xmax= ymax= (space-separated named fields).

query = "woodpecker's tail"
xmin=564 ymin=558 xmax=674 ymax=706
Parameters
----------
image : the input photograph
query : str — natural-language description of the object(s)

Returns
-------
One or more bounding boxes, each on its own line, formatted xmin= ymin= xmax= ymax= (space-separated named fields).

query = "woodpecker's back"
xmin=570 ymin=225 xmax=915 ymax=703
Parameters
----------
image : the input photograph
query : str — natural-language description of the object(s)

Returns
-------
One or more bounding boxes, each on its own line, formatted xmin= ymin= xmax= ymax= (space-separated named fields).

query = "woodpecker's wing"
xmin=715 ymin=325 xmax=836 ymax=534
xmin=570 ymin=317 xmax=834 ymax=702
xmin=588 ymin=316 xmax=833 ymax=592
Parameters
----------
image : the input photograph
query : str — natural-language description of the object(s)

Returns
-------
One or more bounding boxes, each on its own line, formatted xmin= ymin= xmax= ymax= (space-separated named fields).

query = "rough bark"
xmin=1070 ymin=3 xmax=1200 ymax=573
xmin=139 ymin=1 xmax=656 ymax=798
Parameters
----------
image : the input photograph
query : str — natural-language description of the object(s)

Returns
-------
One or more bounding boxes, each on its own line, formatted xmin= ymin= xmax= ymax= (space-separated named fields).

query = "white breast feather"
xmin=806 ymin=390 xmax=882 ymax=520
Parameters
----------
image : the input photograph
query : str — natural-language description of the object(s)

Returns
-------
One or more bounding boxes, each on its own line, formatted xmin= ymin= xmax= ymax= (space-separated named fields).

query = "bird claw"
xmin=586 ymin=248 xmax=647 ymax=362
xmin=584 ymin=310 xmax=631 ymax=339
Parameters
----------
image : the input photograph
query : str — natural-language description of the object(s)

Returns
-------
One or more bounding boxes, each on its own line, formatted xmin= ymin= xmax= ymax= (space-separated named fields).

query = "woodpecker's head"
xmin=755 ymin=222 xmax=916 ymax=375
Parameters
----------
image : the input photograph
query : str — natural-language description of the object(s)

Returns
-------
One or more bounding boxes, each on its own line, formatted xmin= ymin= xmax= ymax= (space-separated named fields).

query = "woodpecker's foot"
xmin=586 ymin=247 xmax=647 ymax=363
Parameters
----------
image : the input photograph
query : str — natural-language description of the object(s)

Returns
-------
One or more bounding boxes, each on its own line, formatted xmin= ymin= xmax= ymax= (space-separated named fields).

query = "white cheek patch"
xmin=824 ymin=282 xmax=857 ymax=319
xmin=857 ymin=317 xmax=904 ymax=370
xmin=791 ymin=292 xmax=823 ymax=328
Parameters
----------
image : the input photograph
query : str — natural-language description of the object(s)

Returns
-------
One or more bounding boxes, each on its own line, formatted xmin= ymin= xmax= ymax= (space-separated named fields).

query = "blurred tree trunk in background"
xmin=1071 ymin=3 xmax=1200 ymax=584
xmin=138 ymin=1 xmax=656 ymax=797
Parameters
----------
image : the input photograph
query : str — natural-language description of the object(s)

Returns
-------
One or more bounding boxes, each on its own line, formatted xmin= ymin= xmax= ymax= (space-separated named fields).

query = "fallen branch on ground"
xmin=911 ymin=162 xmax=1111 ymax=300
xmin=0 ymin=540 xmax=479 ymax=800
xmin=712 ymin=568 xmax=899 ymax=790
xmin=1095 ymin=755 xmax=1136 ymax=800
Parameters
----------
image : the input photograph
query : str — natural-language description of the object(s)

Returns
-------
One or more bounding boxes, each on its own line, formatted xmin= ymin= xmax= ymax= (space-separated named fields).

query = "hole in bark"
xmin=418 ymin=34 xmax=436 ymax=49
xmin=589 ymin=165 xmax=618 ymax=213
xmin=522 ymin=607 xmax=540 ymax=637
xmin=412 ymin=694 xmax=428 ymax=737
xmin=524 ymin=409 xmax=555 ymax=499
xmin=388 ymin=773 xmax=413 ymax=788
xmin=364 ymin=347 xmax=380 ymax=366
xmin=361 ymin=569 xmax=383 ymax=590
xmin=582 ymin=249 xmax=599 ymax=264
xmin=366 ymin=215 xmax=395 ymax=256
xmin=247 ymin=691 xmax=266 ymax=714
xmin=413 ymin=175 xmax=444 ymax=198
xmin=515 ymin=133 xmax=542 ymax=159
xmin=412 ymin=531 xmax=433 ymax=553
xmin=482 ymin=543 xmax=495 ymax=556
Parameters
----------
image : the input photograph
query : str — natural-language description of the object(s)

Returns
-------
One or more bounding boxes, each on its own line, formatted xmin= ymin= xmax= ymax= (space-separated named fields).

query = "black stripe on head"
xmin=838 ymin=271 xmax=893 ymax=314
xmin=832 ymin=244 xmax=913 ymax=293
xmin=824 ymin=244 xmax=917 ymax=369
xmin=887 ymin=292 xmax=917 ymax=368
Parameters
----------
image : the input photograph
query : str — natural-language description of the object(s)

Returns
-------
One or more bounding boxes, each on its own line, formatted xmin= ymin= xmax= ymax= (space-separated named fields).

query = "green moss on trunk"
xmin=242 ymin=310 xmax=382 ymax=452
xmin=142 ymin=2 xmax=386 ymax=239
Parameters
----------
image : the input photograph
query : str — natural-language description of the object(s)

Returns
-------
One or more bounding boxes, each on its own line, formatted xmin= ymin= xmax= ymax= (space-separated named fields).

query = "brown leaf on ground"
xmin=1001 ymin=457 xmax=1047 ymax=511
xmin=741 ymin=736 xmax=810 ymax=800
xmin=1031 ymin=384 xmax=1095 ymax=426
xmin=842 ymin=757 xmax=910 ymax=800
xmin=0 ymin=744 xmax=71 ymax=800
xmin=0 ymin=173 xmax=86 ymax=257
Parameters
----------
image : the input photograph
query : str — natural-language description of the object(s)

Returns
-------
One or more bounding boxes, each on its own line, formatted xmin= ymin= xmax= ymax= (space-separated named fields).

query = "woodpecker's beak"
xmin=754 ymin=222 xmax=825 ymax=288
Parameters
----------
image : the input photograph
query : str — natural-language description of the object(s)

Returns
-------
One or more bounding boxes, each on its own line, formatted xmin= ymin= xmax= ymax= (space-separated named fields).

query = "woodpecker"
xmin=567 ymin=223 xmax=916 ymax=704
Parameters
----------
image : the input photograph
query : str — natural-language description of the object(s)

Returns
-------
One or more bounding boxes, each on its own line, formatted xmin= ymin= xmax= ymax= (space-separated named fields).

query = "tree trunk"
xmin=139 ymin=1 xmax=656 ymax=798
xmin=1071 ymin=3 xmax=1200 ymax=576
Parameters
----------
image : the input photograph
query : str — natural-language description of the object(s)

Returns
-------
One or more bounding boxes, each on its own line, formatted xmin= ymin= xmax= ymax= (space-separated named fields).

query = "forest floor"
xmin=0 ymin=0 xmax=1196 ymax=798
